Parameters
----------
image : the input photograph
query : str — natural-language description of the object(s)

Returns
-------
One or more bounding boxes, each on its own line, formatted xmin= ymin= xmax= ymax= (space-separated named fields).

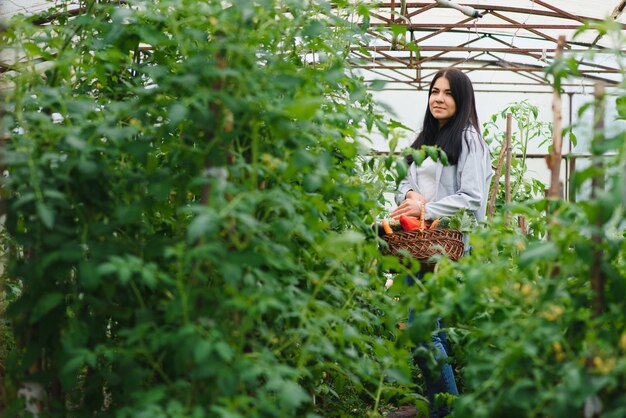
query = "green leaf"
xmin=616 ymin=96 xmax=626 ymax=120
xmin=389 ymin=135 xmax=398 ymax=153
xmin=284 ymin=97 xmax=323 ymax=119
xmin=214 ymin=341 xmax=234 ymax=362
xmin=194 ymin=341 xmax=212 ymax=363
xmin=61 ymin=349 xmax=97 ymax=376
xmin=115 ymin=204 xmax=142 ymax=225
xmin=140 ymin=266 xmax=158 ymax=288
xmin=168 ymin=103 xmax=188 ymax=126
xmin=368 ymin=79 xmax=387 ymax=91
xmin=22 ymin=42 xmax=43 ymax=57
xmin=390 ymin=24 xmax=406 ymax=37
xmin=426 ymin=146 xmax=439 ymax=161
xmin=187 ymin=212 xmax=220 ymax=242
xmin=567 ymin=130 xmax=577 ymax=147
xmin=404 ymin=42 xmax=420 ymax=55
xmin=518 ymin=242 xmax=559 ymax=266
xmin=411 ymin=149 xmax=425 ymax=165
xmin=65 ymin=134 xmax=87 ymax=150
xmin=31 ymin=293 xmax=64 ymax=323
xmin=591 ymin=133 xmax=624 ymax=154
xmin=385 ymin=367 xmax=411 ymax=384
xmin=447 ymin=208 xmax=475 ymax=231
xmin=12 ymin=193 xmax=36 ymax=209
xmin=438 ymin=149 xmax=449 ymax=166
xmin=303 ymin=19 xmax=325 ymax=38
xmin=273 ymin=380 xmax=310 ymax=410
xmin=80 ymin=261 xmax=100 ymax=290
xmin=77 ymin=159 xmax=98 ymax=175
xmin=375 ymin=118 xmax=390 ymax=137
xmin=395 ymin=159 xmax=407 ymax=183
xmin=303 ymin=173 xmax=322 ymax=192
xmin=36 ymin=202 xmax=55 ymax=229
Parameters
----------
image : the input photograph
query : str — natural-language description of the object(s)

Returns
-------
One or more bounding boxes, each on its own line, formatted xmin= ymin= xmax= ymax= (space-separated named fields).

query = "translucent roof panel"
xmin=0 ymin=0 xmax=51 ymax=19
xmin=348 ymin=0 xmax=626 ymax=92
xmin=2 ymin=1 xmax=625 ymax=93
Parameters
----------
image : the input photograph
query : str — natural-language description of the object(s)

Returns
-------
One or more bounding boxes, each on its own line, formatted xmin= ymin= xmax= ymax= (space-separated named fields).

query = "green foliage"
xmin=0 ymin=289 xmax=15 ymax=378
xmin=447 ymin=208 xmax=475 ymax=232
xmin=483 ymin=100 xmax=551 ymax=206
xmin=616 ymin=96 xmax=626 ymax=120
xmin=3 ymin=3 xmax=626 ymax=418
xmin=0 ymin=1 xmax=415 ymax=416
xmin=402 ymin=145 xmax=450 ymax=168
xmin=431 ymin=191 xmax=626 ymax=417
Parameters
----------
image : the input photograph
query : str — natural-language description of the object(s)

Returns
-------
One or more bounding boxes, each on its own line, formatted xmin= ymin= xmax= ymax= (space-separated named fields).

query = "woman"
xmin=389 ymin=68 xmax=492 ymax=418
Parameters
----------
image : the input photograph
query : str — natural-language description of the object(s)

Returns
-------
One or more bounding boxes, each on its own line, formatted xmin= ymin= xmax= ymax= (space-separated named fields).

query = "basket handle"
xmin=418 ymin=194 xmax=426 ymax=229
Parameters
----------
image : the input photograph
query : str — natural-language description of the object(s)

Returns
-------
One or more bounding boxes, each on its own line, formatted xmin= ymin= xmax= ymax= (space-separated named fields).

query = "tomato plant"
xmin=2 ymin=2 xmax=625 ymax=418
xmin=0 ymin=1 xmax=414 ymax=416
xmin=483 ymin=100 xmax=552 ymax=206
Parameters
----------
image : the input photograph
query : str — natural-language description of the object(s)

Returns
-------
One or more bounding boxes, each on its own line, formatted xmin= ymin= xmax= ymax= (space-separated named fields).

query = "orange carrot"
xmin=430 ymin=218 xmax=440 ymax=229
xmin=381 ymin=219 xmax=393 ymax=235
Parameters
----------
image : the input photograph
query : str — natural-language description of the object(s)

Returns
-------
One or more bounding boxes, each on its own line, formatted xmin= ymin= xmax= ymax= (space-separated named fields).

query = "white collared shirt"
xmin=415 ymin=156 xmax=439 ymax=203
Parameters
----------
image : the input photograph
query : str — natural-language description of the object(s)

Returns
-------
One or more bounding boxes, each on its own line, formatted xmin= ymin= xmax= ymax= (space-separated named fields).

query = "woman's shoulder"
xmin=461 ymin=125 xmax=486 ymax=150
xmin=462 ymin=124 xmax=482 ymax=138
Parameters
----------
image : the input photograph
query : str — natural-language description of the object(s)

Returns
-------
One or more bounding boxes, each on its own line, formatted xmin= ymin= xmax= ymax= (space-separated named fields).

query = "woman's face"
xmin=429 ymin=76 xmax=457 ymax=127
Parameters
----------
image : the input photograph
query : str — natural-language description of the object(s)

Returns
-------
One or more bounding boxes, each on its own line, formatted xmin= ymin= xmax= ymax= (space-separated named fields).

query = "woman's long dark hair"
xmin=407 ymin=68 xmax=480 ymax=165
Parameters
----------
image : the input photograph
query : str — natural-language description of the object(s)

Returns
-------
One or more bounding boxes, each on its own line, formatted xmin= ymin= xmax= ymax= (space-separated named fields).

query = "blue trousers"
xmin=407 ymin=274 xmax=459 ymax=418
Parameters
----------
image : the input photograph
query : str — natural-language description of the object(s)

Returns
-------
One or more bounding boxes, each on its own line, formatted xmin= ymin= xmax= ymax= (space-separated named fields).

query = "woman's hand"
xmin=390 ymin=199 xmax=422 ymax=219
xmin=390 ymin=191 xmax=425 ymax=219
xmin=405 ymin=191 xmax=424 ymax=202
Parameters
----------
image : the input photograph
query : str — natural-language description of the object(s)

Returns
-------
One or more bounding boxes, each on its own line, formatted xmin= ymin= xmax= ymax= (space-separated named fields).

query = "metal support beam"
xmin=369 ymin=23 xmax=584 ymax=29
xmin=351 ymin=46 xmax=626 ymax=53
xmin=532 ymin=0 xmax=586 ymax=23
xmin=350 ymin=64 xmax=620 ymax=74
xmin=406 ymin=2 xmax=438 ymax=18
xmin=412 ymin=36 xmax=486 ymax=66
xmin=489 ymin=11 xmax=572 ymax=48
xmin=373 ymin=2 xmax=605 ymax=23
xmin=412 ymin=15 xmax=477 ymax=44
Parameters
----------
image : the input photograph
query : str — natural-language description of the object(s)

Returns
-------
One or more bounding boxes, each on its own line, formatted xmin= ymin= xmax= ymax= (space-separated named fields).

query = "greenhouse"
xmin=1 ymin=1 xmax=625 ymax=417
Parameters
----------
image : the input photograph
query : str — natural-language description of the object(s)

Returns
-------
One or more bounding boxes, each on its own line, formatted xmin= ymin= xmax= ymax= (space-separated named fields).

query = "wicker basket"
xmin=382 ymin=197 xmax=464 ymax=267
xmin=381 ymin=227 xmax=464 ymax=264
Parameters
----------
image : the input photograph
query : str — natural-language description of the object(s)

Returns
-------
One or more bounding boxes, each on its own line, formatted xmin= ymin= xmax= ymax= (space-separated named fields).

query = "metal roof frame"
xmin=346 ymin=1 xmax=626 ymax=93
xmin=2 ymin=1 xmax=625 ymax=94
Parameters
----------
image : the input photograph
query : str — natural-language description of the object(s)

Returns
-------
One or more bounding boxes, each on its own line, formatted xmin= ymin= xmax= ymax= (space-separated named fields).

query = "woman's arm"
xmin=391 ymin=190 xmax=425 ymax=219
